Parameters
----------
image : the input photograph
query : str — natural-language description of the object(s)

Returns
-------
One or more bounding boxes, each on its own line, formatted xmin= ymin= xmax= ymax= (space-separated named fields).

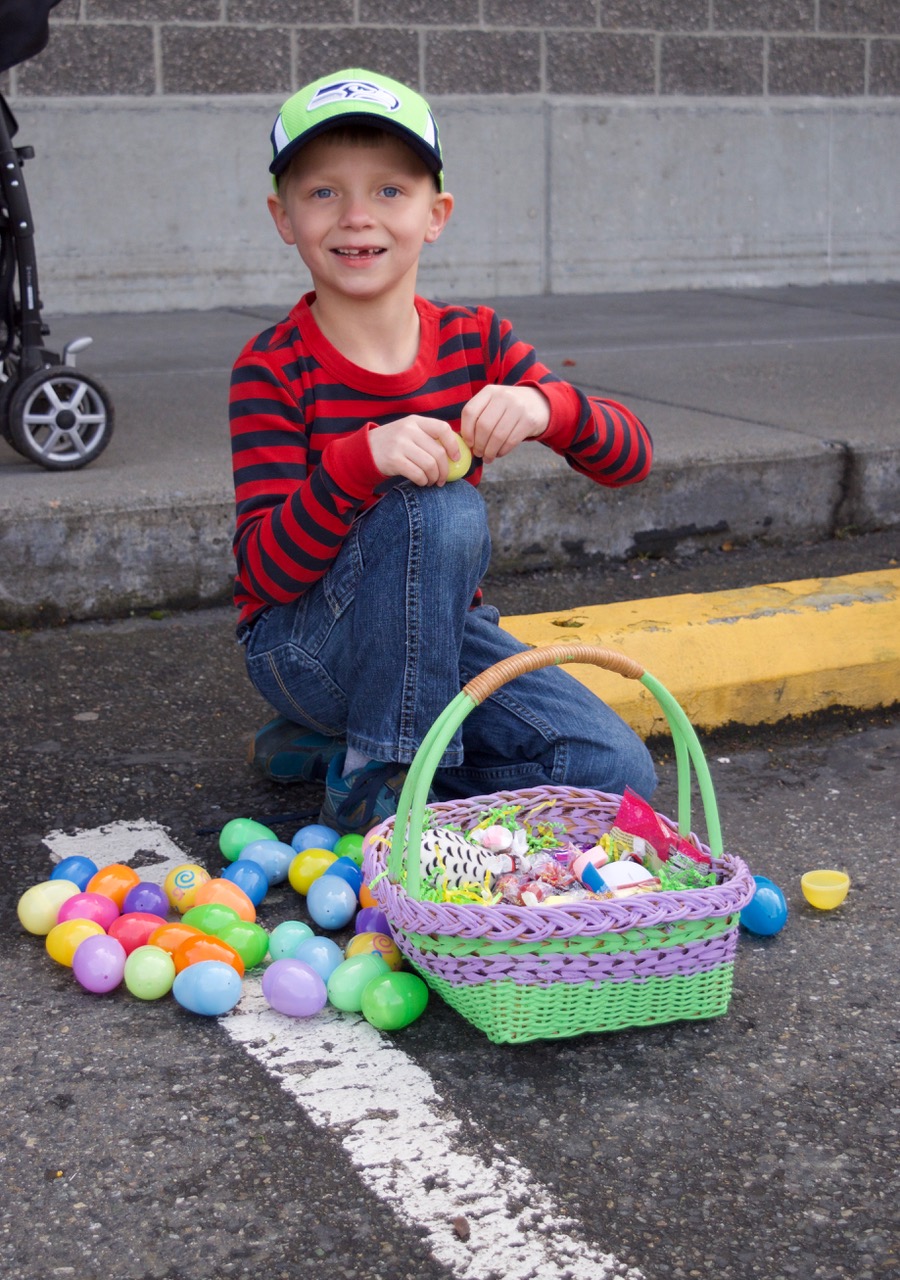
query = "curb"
xmin=503 ymin=570 xmax=900 ymax=737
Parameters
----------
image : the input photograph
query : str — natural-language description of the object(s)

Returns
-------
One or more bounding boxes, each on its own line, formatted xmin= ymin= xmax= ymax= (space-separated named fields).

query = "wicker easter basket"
xmin=363 ymin=644 xmax=754 ymax=1045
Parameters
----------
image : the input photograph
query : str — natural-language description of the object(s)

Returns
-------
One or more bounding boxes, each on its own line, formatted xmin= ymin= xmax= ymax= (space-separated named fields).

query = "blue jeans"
xmin=242 ymin=481 xmax=656 ymax=801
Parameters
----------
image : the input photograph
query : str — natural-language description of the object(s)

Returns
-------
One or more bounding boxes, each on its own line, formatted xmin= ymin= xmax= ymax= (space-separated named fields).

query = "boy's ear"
xmin=267 ymin=192 xmax=296 ymax=246
xmin=424 ymin=190 xmax=454 ymax=245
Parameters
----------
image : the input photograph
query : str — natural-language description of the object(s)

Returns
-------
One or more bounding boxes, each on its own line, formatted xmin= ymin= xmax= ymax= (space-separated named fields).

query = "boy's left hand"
xmin=460 ymin=386 xmax=550 ymax=464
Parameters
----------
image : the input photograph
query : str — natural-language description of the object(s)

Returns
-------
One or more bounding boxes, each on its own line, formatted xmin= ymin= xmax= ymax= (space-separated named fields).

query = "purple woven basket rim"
xmin=364 ymin=786 xmax=755 ymax=943
xmin=397 ymin=924 xmax=740 ymax=987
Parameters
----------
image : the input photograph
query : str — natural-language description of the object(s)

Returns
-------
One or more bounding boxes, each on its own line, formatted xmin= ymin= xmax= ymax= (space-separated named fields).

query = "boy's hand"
xmin=369 ymin=415 xmax=462 ymax=487
xmin=460 ymin=385 xmax=550 ymax=464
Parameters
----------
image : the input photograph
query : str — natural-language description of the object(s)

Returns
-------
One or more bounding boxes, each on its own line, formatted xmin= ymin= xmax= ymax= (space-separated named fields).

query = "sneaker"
xmin=249 ymin=716 xmax=345 ymax=784
xmin=319 ymin=751 xmax=411 ymax=836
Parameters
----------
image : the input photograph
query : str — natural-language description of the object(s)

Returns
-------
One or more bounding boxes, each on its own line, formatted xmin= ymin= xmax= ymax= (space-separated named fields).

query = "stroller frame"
xmin=0 ymin=89 xmax=113 ymax=470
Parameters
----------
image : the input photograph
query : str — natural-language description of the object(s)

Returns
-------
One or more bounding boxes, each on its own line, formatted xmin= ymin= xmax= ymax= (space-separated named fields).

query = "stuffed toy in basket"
xmin=363 ymin=644 xmax=754 ymax=1045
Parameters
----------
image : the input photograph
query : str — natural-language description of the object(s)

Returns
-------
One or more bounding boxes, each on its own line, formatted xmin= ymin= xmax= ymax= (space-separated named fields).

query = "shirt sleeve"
xmin=480 ymin=308 xmax=653 ymax=487
xmin=229 ymin=345 xmax=384 ymax=612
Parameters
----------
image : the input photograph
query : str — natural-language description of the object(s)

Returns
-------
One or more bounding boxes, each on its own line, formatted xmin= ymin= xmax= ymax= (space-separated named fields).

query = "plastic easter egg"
xmin=86 ymin=863 xmax=141 ymax=909
xmin=801 ymin=869 xmax=851 ymax=911
xmin=218 ymin=817 xmax=278 ymax=863
xmin=172 ymin=934 xmax=245 ymax=977
xmin=307 ymin=874 xmax=359 ymax=931
xmin=355 ymin=906 xmax=391 ymax=936
xmin=445 ymin=434 xmax=473 ymax=482
xmin=108 ymin=911 xmax=168 ymax=955
xmin=192 ymin=878 xmax=256 ymax=923
xmin=361 ymin=972 xmax=429 ymax=1031
xmin=148 ymin=921 xmax=205 ymax=957
xmin=217 ymin=920 xmax=270 ymax=971
xmin=50 ymin=856 xmax=98 ymax=891
xmin=123 ymin=945 xmax=176 ymax=1000
xmin=163 ymin=863 xmax=211 ymax=913
xmin=293 ymin=935 xmax=344 ymax=983
xmin=345 ymin=931 xmax=403 ymax=970
xmin=122 ymin=881 xmax=170 ymax=919
xmin=56 ymin=891 xmax=120 ymax=932
xmin=291 ymin=823 xmax=340 ymax=853
xmin=221 ymin=859 xmax=269 ymax=906
xmin=268 ymin=919 xmax=315 ymax=960
xmin=326 ymin=953 xmax=390 ymax=1013
xmin=740 ymin=875 xmax=789 ymax=937
xmin=238 ymin=839 xmax=294 ymax=886
xmin=358 ymin=883 xmax=379 ymax=909
xmin=46 ymin=918 xmax=105 ymax=967
xmin=327 ymin=857 xmax=363 ymax=896
xmin=261 ymin=959 xmax=327 ymax=1018
xmin=72 ymin=934 xmax=127 ymax=994
xmin=182 ymin=901 xmax=241 ymax=937
xmin=333 ymin=833 xmax=364 ymax=867
xmin=17 ymin=879 xmax=81 ymax=935
xmin=288 ymin=848 xmax=338 ymax=895
xmin=173 ymin=961 xmax=243 ymax=1017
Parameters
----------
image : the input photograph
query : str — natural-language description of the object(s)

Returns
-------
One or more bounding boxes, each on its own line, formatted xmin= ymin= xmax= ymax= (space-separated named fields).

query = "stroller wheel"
xmin=8 ymin=365 xmax=114 ymax=470
xmin=0 ymin=374 xmax=24 ymax=452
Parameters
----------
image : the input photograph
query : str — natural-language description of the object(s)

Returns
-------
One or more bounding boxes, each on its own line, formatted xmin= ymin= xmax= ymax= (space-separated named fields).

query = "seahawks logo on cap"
xmin=307 ymin=80 xmax=401 ymax=113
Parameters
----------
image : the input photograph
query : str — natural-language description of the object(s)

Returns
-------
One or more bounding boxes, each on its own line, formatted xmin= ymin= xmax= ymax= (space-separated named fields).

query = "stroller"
xmin=0 ymin=0 xmax=113 ymax=469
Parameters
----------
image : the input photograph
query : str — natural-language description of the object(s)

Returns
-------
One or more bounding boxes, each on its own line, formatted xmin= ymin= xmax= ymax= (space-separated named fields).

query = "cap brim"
xmin=270 ymin=113 xmax=442 ymax=184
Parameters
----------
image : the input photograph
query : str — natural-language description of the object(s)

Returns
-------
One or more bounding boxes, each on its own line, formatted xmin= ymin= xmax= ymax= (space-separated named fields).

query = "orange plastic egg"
xmin=147 ymin=922 xmax=205 ymax=956
xmin=172 ymin=934 xmax=245 ymax=977
xmin=192 ymin=877 xmax=256 ymax=923
xmin=86 ymin=863 xmax=141 ymax=909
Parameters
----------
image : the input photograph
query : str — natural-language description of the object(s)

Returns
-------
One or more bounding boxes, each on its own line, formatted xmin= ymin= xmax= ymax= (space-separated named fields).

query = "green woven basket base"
xmin=414 ymin=964 xmax=735 ymax=1045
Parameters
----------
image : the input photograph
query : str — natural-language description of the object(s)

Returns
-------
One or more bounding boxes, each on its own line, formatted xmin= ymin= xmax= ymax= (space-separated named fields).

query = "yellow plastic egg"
xmin=46 ymin=918 xmax=106 ymax=967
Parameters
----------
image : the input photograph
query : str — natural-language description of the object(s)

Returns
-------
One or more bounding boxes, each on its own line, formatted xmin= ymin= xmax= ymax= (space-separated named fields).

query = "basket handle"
xmin=388 ymin=643 xmax=723 ymax=896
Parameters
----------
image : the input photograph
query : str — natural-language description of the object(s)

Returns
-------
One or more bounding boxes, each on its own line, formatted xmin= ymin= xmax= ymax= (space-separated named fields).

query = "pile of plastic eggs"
xmin=16 ymin=817 xmax=428 ymax=1031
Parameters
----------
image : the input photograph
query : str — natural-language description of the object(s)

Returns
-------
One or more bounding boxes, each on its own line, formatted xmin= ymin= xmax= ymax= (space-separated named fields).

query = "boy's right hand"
xmin=369 ymin=416 xmax=463 ymax=488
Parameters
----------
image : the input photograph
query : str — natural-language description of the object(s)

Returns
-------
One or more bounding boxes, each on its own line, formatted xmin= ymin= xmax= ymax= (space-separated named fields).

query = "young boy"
xmin=230 ymin=68 xmax=657 ymax=835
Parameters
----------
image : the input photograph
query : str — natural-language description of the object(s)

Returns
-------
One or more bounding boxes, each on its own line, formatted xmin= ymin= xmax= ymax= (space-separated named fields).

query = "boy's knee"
xmin=409 ymin=481 xmax=490 ymax=560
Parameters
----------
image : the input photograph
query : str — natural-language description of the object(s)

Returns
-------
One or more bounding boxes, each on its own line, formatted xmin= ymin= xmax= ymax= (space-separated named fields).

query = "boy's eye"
xmin=380 ymin=185 xmax=401 ymax=198
xmin=311 ymin=187 xmax=335 ymax=199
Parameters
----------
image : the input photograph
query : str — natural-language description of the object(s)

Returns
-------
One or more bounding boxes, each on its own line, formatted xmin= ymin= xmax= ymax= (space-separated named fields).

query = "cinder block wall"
xmin=5 ymin=1 xmax=900 ymax=310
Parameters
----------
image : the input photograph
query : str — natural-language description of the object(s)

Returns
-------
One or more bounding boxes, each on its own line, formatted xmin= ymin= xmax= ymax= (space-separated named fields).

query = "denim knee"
xmin=403 ymin=480 xmax=491 ymax=574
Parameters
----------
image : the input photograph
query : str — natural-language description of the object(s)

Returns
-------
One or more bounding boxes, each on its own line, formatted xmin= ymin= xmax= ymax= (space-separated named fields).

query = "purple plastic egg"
xmin=261 ymin=959 xmax=327 ymax=1017
xmin=72 ymin=933 xmax=127 ymax=994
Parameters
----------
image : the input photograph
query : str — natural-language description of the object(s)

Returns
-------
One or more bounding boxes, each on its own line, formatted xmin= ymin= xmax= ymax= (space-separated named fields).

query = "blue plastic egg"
xmin=291 ymin=823 xmax=340 ymax=853
xmin=740 ymin=875 xmax=789 ymax=936
xmin=238 ymin=839 xmax=294 ymax=885
xmin=326 ymin=857 xmax=363 ymax=896
xmin=306 ymin=874 xmax=359 ymax=931
xmin=172 ymin=960 xmax=243 ymax=1016
xmin=221 ymin=858 xmax=270 ymax=906
xmin=293 ymin=935 xmax=344 ymax=983
xmin=50 ymin=856 xmax=98 ymax=892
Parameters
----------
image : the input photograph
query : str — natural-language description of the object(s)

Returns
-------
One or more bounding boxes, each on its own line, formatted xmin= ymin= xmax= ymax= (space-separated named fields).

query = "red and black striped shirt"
xmin=230 ymin=293 xmax=652 ymax=625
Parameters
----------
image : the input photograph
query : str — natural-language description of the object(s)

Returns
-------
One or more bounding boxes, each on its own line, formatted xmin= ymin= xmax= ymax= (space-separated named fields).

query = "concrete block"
xmin=11 ymin=96 xmax=900 ymax=313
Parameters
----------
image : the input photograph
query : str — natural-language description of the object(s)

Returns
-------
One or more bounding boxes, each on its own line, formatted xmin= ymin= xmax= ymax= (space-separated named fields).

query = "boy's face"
xmin=267 ymin=132 xmax=453 ymax=306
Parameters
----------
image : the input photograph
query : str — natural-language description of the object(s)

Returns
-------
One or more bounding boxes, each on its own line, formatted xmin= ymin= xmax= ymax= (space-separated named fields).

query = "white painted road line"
xmin=44 ymin=820 xmax=643 ymax=1280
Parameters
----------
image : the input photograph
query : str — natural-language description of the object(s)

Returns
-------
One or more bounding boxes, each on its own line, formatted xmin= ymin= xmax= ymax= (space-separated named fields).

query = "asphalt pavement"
xmin=1 ymin=605 xmax=897 ymax=1280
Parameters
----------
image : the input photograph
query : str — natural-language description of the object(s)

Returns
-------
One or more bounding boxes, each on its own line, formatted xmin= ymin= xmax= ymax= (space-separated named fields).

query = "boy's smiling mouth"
xmin=333 ymin=247 xmax=386 ymax=258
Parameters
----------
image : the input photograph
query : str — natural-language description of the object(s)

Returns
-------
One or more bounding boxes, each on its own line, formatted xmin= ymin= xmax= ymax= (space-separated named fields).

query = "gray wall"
xmin=5 ymin=2 xmax=900 ymax=311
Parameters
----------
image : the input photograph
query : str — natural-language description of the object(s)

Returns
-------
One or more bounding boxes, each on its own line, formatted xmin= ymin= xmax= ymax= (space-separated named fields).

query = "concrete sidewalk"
xmin=1 ymin=282 xmax=898 ymax=632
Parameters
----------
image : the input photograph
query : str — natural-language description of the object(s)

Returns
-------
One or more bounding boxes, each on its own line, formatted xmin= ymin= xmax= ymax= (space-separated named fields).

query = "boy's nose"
xmin=339 ymin=197 xmax=375 ymax=227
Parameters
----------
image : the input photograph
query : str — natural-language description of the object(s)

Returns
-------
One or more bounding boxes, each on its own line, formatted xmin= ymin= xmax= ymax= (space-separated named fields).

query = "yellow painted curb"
xmin=502 ymin=570 xmax=900 ymax=738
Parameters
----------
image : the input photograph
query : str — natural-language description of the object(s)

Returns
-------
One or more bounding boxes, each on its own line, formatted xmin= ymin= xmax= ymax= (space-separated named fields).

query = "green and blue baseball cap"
xmin=270 ymin=69 xmax=443 ymax=188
